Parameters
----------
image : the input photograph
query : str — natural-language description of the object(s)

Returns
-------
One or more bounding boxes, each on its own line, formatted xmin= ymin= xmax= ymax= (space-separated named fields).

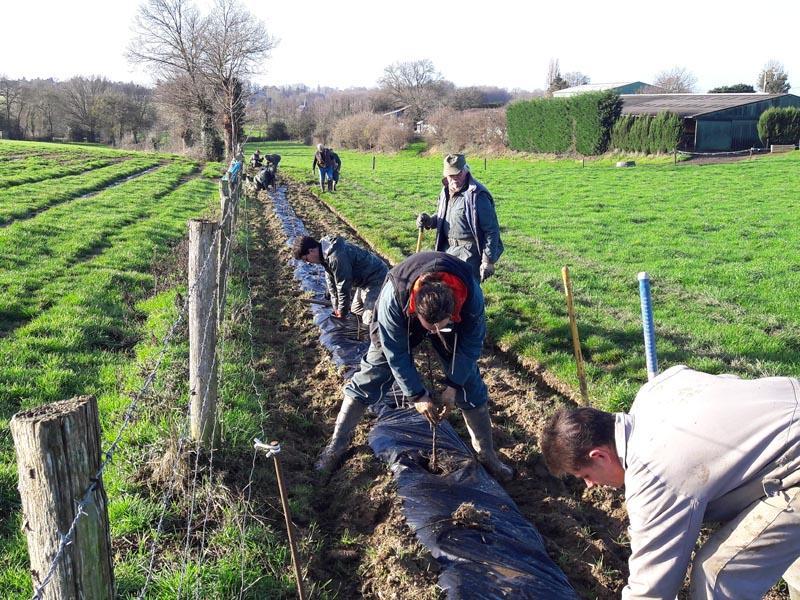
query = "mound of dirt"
xmin=450 ymin=502 xmax=494 ymax=532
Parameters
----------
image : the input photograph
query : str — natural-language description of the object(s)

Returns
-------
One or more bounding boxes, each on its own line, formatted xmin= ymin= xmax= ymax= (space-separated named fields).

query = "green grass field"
xmin=256 ymin=141 xmax=800 ymax=410
xmin=0 ymin=141 xmax=299 ymax=598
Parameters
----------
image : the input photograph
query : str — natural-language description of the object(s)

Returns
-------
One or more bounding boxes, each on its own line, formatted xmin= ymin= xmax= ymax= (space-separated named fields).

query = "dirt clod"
xmin=451 ymin=502 xmax=494 ymax=532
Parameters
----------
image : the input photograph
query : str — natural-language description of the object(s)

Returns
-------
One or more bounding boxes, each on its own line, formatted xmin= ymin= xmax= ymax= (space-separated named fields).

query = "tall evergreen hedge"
xmin=507 ymin=91 xmax=622 ymax=155
xmin=758 ymin=107 xmax=800 ymax=145
xmin=610 ymin=112 xmax=682 ymax=153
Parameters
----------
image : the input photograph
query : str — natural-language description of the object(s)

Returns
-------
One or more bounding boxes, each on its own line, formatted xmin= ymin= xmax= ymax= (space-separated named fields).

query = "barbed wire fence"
xmin=8 ymin=159 xmax=258 ymax=600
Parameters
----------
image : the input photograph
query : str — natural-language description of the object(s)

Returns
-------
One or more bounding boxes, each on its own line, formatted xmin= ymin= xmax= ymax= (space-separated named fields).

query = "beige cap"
xmin=443 ymin=153 xmax=466 ymax=176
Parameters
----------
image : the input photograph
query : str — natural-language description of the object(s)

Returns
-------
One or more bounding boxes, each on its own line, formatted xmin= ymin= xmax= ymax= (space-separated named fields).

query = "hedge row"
xmin=610 ymin=112 xmax=683 ymax=153
xmin=758 ymin=107 xmax=800 ymax=145
xmin=506 ymin=92 xmax=622 ymax=155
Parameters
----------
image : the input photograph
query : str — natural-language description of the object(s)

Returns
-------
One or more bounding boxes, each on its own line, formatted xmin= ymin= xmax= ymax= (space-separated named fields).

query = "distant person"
xmin=253 ymin=165 xmax=275 ymax=192
xmin=312 ymin=143 xmax=335 ymax=192
xmin=292 ymin=234 xmax=387 ymax=325
xmin=313 ymin=251 xmax=514 ymax=483
xmin=264 ymin=153 xmax=281 ymax=172
xmin=330 ymin=149 xmax=342 ymax=191
xmin=416 ymin=153 xmax=503 ymax=283
xmin=541 ymin=365 xmax=800 ymax=600
xmin=250 ymin=149 xmax=263 ymax=168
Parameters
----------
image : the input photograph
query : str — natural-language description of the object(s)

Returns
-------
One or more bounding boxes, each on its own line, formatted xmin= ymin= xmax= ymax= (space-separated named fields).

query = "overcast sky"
xmin=1 ymin=0 xmax=797 ymax=93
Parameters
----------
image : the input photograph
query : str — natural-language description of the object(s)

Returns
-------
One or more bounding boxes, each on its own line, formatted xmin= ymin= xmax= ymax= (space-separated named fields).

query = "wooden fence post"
xmin=10 ymin=395 xmax=114 ymax=600
xmin=189 ymin=219 xmax=219 ymax=444
xmin=218 ymin=182 xmax=233 ymax=326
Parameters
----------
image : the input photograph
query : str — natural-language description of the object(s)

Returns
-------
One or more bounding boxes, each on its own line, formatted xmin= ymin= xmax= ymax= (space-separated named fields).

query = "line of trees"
xmin=0 ymin=76 xmax=155 ymax=144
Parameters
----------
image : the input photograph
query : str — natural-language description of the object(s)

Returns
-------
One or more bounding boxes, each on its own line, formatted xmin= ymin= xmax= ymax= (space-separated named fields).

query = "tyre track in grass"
xmin=0 ymin=166 xmax=200 ymax=341
xmin=0 ymin=158 xmax=165 ymax=227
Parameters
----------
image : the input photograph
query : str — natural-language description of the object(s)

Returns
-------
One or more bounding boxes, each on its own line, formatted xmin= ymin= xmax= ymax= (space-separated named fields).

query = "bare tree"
xmin=564 ymin=72 xmax=590 ymax=88
xmin=757 ymin=60 xmax=790 ymax=93
xmin=378 ymin=59 xmax=445 ymax=122
xmin=0 ymin=76 xmax=25 ymax=138
xmin=653 ymin=67 xmax=697 ymax=93
xmin=60 ymin=76 xmax=111 ymax=142
xmin=545 ymin=59 xmax=568 ymax=95
xmin=128 ymin=0 xmax=221 ymax=159
xmin=202 ymin=0 xmax=275 ymax=157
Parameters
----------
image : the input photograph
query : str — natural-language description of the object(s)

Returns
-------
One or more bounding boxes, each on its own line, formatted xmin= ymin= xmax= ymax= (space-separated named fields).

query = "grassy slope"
xmin=258 ymin=141 xmax=800 ymax=410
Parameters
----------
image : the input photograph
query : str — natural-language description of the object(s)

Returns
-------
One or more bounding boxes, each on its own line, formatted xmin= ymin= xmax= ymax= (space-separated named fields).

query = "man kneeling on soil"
xmin=314 ymin=251 xmax=513 ymax=482
xmin=293 ymin=235 xmax=388 ymax=325
xmin=253 ymin=165 xmax=275 ymax=192
xmin=541 ymin=365 xmax=800 ymax=600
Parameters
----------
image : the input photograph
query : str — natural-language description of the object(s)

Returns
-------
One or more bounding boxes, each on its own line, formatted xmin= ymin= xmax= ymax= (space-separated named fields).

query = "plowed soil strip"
xmin=245 ymin=190 xmax=441 ymax=599
xmin=271 ymin=179 xmax=633 ymax=599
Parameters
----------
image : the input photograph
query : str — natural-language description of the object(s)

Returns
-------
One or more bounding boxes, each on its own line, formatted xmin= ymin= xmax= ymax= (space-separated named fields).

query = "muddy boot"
xmin=462 ymin=404 xmax=514 ymax=483
xmin=327 ymin=179 xmax=333 ymax=192
xmin=314 ymin=396 xmax=367 ymax=473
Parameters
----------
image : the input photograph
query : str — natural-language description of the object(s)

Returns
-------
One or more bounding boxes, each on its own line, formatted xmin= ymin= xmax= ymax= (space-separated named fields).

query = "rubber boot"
xmin=314 ymin=396 xmax=367 ymax=472
xmin=319 ymin=181 xmax=325 ymax=193
xmin=327 ymin=179 xmax=333 ymax=192
xmin=462 ymin=404 xmax=514 ymax=483
xmin=332 ymin=179 xmax=337 ymax=191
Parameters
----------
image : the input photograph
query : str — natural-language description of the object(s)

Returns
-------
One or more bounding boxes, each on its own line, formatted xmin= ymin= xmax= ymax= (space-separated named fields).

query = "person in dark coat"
xmin=416 ymin=154 xmax=503 ymax=283
xmin=313 ymin=251 xmax=514 ymax=483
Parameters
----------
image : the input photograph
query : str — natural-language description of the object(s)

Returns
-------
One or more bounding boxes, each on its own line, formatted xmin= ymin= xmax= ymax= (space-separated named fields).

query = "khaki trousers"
xmin=690 ymin=485 xmax=800 ymax=599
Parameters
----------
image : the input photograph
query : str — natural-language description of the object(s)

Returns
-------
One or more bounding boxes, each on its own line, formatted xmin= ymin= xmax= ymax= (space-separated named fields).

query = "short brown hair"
xmin=415 ymin=281 xmax=454 ymax=324
xmin=540 ymin=407 xmax=615 ymax=477
xmin=291 ymin=235 xmax=319 ymax=260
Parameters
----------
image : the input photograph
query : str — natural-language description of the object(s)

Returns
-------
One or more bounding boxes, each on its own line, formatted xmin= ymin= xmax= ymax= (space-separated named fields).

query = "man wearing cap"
xmin=416 ymin=154 xmax=503 ymax=283
xmin=314 ymin=250 xmax=514 ymax=483
xmin=312 ymin=143 xmax=335 ymax=192
xmin=541 ymin=365 xmax=800 ymax=600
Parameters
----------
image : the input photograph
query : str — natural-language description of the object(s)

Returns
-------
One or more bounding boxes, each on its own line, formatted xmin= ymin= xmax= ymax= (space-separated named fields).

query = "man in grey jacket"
xmin=541 ymin=365 xmax=800 ymax=600
xmin=313 ymin=251 xmax=513 ymax=482
xmin=292 ymin=235 xmax=387 ymax=324
xmin=416 ymin=154 xmax=503 ymax=283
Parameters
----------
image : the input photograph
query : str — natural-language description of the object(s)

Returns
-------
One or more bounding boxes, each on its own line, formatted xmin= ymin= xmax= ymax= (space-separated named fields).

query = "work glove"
xmin=413 ymin=392 xmax=440 ymax=425
xmin=361 ymin=309 xmax=373 ymax=325
xmin=416 ymin=212 xmax=432 ymax=229
xmin=479 ymin=260 xmax=495 ymax=282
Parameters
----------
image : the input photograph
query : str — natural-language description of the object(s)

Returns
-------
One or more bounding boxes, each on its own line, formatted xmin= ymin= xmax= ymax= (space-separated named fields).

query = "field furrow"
xmin=0 ymin=157 xmax=163 ymax=225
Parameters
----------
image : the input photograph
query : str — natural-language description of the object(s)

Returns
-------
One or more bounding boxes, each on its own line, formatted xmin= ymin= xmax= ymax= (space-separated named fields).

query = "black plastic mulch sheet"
xmin=370 ymin=397 xmax=577 ymax=599
xmin=269 ymin=187 xmax=576 ymax=599
xmin=268 ymin=187 xmax=369 ymax=373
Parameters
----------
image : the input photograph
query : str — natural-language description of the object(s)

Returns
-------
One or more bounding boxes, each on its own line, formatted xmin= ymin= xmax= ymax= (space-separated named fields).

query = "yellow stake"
xmin=415 ymin=227 xmax=424 ymax=253
xmin=562 ymin=266 xmax=589 ymax=404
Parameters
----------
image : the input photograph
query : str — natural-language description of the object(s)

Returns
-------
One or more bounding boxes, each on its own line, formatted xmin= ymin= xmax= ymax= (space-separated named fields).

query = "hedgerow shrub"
xmin=507 ymin=92 xmax=621 ymax=154
xmin=572 ymin=92 xmax=623 ymax=154
xmin=610 ymin=112 xmax=682 ymax=153
xmin=425 ymin=107 xmax=506 ymax=151
xmin=758 ymin=107 xmax=800 ymax=145
xmin=331 ymin=112 xmax=412 ymax=152
xmin=507 ymin=97 xmax=571 ymax=153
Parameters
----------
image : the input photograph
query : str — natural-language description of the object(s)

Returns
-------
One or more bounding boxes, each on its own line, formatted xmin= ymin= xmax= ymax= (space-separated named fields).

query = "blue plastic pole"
xmin=638 ymin=272 xmax=658 ymax=380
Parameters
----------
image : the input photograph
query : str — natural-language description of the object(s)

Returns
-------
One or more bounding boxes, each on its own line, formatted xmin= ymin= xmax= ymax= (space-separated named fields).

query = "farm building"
xmin=620 ymin=93 xmax=800 ymax=152
xmin=553 ymin=81 xmax=661 ymax=97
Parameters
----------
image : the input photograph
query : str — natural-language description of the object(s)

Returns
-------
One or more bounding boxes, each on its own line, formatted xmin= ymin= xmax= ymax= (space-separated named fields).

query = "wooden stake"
xmin=189 ymin=219 xmax=219 ymax=444
xmin=415 ymin=227 xmax=424 ymax=253
xmin=11 ymin=396 xmax=114 ymax=600
xmin=254 ymin=440 xmax=307 ymax=600
xmin=561 ymin=266 xmax=589 ymax=404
